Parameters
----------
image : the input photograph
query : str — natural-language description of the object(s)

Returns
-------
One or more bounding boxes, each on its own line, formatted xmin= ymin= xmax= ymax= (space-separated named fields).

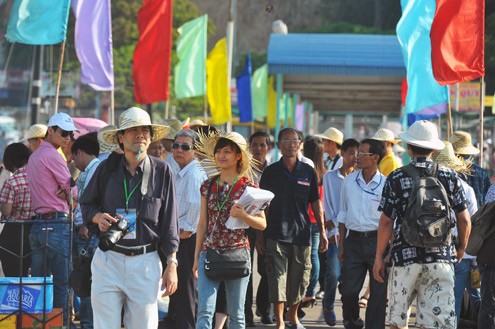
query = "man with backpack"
xmin=372 ymin=120 xmax=471 ymax=329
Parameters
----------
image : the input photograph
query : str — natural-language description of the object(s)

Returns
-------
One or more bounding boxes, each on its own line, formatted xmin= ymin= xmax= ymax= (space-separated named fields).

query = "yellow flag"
xmin=206 ymin=38 xmax=231 ymax=125
xmin=267 ymin=76 xmax=277 ymax=128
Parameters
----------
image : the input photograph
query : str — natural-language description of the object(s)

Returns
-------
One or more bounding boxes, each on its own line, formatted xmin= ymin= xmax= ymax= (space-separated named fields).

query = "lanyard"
xmin=216 ymin=175 xmax=239 ymax=212
xmin=123 ymin=176 xmax=142 ymax=211
xmin=355 ymin=172 xmax=382 ymax=197
xmin=78 ymin=160 xmax=99 ymax=196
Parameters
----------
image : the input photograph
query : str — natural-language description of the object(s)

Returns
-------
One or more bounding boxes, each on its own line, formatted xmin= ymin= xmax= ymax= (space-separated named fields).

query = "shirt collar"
xmin=85 ymin=158 xmax=100 ymax=172
xmin=176 ymin=159 xmax=199 ymax=177
xmin=357 ymin=169 xmax=382 ymax=185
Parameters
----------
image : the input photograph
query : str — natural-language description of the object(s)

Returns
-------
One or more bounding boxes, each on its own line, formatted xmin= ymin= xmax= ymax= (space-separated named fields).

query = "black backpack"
xmin=401 ymin=163 xmax=454 ymax=248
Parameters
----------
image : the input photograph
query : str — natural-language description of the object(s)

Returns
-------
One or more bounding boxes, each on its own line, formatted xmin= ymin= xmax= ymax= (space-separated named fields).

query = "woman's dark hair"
xmin=303 ymin=137 xmax=326 ymax=185
xmin=214 ymin=137 xmax=243 ymax=173
xmin=3 ymin=143 xmax=31 ymax=173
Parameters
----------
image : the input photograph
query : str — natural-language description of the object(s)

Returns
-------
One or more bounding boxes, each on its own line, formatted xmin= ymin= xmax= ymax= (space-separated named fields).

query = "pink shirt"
xmin=27 ymin=141 xmax=71 ymax=214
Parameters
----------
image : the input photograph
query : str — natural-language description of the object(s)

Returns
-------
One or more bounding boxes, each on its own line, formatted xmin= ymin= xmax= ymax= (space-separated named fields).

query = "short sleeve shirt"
xmin=260 ymin=158 xmax=319 ymax=245
xmin=0 ymin=166 xmax=34 ymax=220
xmin=379 ymin=158 xmax=467 ymax=266
xmin=200 ymin=176 xmax=255 ymax=252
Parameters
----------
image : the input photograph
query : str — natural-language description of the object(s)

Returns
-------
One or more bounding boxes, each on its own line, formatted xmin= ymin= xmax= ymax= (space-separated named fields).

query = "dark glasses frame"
xmin=172 ymin=142 xmax=193 ymax=151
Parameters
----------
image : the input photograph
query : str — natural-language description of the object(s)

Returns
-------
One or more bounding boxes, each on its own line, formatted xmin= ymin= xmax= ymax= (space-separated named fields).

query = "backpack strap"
xmin=402 ymin=162 xmax=438 ymax=179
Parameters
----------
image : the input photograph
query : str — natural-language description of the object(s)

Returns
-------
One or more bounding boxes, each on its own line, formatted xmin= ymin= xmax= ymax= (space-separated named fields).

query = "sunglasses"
xmin=172 ymin=143 xmax=193 ymax=151
xmin=59 ymin=129 xmax=74 ymax=139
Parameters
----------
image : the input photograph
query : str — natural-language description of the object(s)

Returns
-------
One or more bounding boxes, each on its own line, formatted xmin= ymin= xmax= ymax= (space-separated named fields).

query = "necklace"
xmin=216 ymin=175 xmax=239 ymax=212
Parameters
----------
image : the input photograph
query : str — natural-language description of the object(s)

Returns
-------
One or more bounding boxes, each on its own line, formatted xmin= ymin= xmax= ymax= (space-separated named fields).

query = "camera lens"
xmin=98 ymin=219 xmax=129 ymax=251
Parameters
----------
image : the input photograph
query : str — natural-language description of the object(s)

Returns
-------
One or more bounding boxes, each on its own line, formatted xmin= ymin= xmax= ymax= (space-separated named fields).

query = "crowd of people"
xmin=0 ymin=107 xmax=493 ymax=329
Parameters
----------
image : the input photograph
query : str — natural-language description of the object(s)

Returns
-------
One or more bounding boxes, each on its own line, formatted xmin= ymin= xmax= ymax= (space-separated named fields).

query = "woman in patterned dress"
xmin=193 ymin=132 xmax=267 ymax=329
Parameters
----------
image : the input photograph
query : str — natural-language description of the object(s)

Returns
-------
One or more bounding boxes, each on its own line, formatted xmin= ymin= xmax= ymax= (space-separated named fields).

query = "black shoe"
xmin=261 ymin=315 xmax=274 ymax=324
xmin=246 ymin=320 xmax=256 ymax=327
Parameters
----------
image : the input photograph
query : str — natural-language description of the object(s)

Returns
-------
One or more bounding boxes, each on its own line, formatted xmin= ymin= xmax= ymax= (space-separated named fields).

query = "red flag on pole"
xmin=133 ymin=0 xmax=173 ymax=104
xmin=430 ymin=0 xmax=485 ymax=86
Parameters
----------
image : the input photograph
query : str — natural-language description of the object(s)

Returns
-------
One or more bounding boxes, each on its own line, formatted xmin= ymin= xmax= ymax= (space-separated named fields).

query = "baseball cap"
xmin=47 ymin=112 xmax=78 ymax=131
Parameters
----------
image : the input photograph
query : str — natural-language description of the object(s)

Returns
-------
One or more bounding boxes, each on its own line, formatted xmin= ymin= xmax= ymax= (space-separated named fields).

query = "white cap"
xmin=47 ymin=112 xmax=77 ymax=131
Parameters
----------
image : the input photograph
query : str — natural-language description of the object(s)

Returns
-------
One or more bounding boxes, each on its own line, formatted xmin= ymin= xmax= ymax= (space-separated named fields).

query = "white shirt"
xmin=174 ymin=159 xmax=207 ymax=233
xmin=75 ymin=158 xmax=101 ymax=225
xmin=298 ymin=153 xmax=315 ymax=168
xmin=322 ymin=168 xmax=344 ymax=237
xmin=337 ymin=169 xmax=385 ymax=232
xmin=458 ymin=179 xmax=478 ymax=260
xmin=324 ymin=153 xmax=343 ymax=171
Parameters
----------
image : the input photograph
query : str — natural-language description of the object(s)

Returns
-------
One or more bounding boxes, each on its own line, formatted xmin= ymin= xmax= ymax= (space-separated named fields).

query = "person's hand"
xmin=229 ymin=203 xmax=247 ymax=219
xmin=319 ymin=234 xmax=329 ymax=253
xmin=373 ymin=256 xmax=386 ymax=283
xmin=56 ymin=188 xmax=69 ymax=202
xmin=78 ymin=225 xmax=89 ymax=240
xmin=161 ymin=262 xmax=178 ymax=297
xmin=179 ymin=230 xmax=193 ymax=239
xmin=338 ymin=245 xmax=344 ymax=263
xmin=456 ymin=247 xmax=466 ymax=263
xmin=192 ymin=259 xmax=199 ymax=280
xmin=325 ymin=221 xmax=335 ymax=232
xmin=96 ymin=213 xmax=118 ymax=232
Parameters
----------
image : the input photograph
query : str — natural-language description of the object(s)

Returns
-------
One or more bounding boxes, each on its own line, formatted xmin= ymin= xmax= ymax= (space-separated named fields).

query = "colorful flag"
xmin=133 ymin=0 xmax=173 ymax=104
xmin=236 ymin=54 xmax=253 ymax=123
xmin=174 ymin=15 xmax=207 ymax=99
xmin=6 ymin=0 xmax=71 ymax=45
xmin=431 ymin=0 xmax=484 ymax=85
xmin=251 ymin=64 xmax=268 ymax=120
xmin=72 ymin=0 xmax=114 ymax=91
xmin=206 ymin=38 xmax=231 ymax=125
xmin=267 ymin=76 xmax=277 ymax=128
xmin=396 ymin=0 xmax=448 ymax=115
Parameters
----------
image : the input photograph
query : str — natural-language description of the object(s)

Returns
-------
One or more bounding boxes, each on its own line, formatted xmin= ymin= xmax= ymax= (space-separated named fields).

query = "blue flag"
xmin=397 ymin=0 xmax=448 ymax=115
xmin=6 ymin=0 xmax=71 ymax=45
xmin=236 ymin=54 xmax=253 ymax=123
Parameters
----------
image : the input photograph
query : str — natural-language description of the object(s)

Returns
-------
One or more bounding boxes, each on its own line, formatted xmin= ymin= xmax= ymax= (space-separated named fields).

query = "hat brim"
xmin=314 ymin=134 xmax=342 ymax=146
xmin=398 ymin=131 xmax=445 ymax=151
xmin=453 ymin=145 xmax=480 ymax=156
xmin=101 ymin=124 xmax=170 ymax=145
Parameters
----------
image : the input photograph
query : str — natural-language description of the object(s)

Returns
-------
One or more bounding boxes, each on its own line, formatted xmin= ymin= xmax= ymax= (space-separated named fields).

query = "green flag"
xmin=251 ymin=64 xmax=268 ymax=119
xmin=174 ymin=15 xmax=207 ymax=99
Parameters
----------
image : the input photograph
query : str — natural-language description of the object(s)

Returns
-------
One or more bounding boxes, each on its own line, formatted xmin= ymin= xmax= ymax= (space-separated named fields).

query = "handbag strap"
xmin=205 ymin=176 xmax=218 ymax=235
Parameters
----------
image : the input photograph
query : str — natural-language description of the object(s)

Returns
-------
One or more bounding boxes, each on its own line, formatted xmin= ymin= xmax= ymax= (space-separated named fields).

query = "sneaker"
xmin=323 ymin=307 xmax=336 ymax=326
xmin=315 ymin=290 xmax=325 ymax=299
xmin=286 ymin=322 xmax=306 ymax=329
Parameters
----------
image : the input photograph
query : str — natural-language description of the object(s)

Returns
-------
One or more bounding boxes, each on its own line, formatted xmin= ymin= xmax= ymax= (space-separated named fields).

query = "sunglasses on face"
xmin=59 ymin=129 xmax=74 ymax=139
xmin=172 ymin=143 xmax=193 ymax=151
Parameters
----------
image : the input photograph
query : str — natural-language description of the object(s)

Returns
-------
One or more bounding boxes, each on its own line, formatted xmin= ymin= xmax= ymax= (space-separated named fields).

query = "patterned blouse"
xmin=200 ymin=176 xmax=256 ymax=252
xmin=0 ymin=166 xmax=35 ymax=220
xmin=379 ymin=158 xmax=467 ymax=266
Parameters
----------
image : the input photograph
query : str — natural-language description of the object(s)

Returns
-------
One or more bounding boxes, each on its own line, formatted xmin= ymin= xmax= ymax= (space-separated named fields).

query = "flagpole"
xmin=110 ymin=90 xmax=115 ymax=125
xmin=203 ymin=93 xmax=208 ymax=123
xmin=479 ymin=77 xmax=485 ymax=166
xmin=446 ymin=86 xmax=453 ymax=140
xmin=165 ymin=100 xmax=169 ymax=119
xmin=53 ymin=42 xmax=66 ymax=114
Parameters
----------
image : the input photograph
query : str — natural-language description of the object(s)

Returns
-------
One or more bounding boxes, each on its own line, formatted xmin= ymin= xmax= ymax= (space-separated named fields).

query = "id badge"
xmin=116 ymin=208 xmax=137 ymax=240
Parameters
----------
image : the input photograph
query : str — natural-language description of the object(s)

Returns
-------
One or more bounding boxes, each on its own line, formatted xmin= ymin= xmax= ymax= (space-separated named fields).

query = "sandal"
xmin=358 ymin=296 xmax=368 ymax=308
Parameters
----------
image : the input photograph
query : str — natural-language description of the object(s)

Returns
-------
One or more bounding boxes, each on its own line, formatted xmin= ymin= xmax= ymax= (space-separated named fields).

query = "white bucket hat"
xmin=450 ymin=131 xmax=480 ymax=155
xmin=23 ymin=124 xmax=48 ymax=140
xmin=372 ymin=128 xmax=401 ymax=144
xmin=48 ymin=112 xmax=78 ymax=131
xmin=315 ymin=127 xmax=344 ymax=146
xmin=101 ymin=107 xmax=170 ymax=145
xmin=398 ymin=120 xmax=445 ymax=151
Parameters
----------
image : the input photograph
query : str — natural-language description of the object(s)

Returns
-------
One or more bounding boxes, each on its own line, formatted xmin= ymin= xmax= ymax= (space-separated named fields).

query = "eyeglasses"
xmin=280 ymin=139 xmax=300 ymax=145
xmin=357 ymin=151 xmax=374 ymax=157
xmin=172 ymin=143 xmax=193 ymax=151
xmin=58 ymin=129 xmax=74 ymax=139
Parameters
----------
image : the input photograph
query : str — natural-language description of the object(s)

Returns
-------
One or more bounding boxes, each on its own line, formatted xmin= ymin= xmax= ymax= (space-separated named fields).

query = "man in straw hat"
xmin=432 ymin=142 xmax=480 ymax=324
xmin=371 ymin=128 xmax=401 ymax=176
xmin=26 ymin=112 xmax=79 ymax=324
xmin=23 ymin=123 xmax=47 ymax=152
xmin=315 ymin=127 xmax=344 ymax=171
xmin=80 ymin=107 xmax=179 ymax=329
xmin=450 ymin=130 xmax=491 ymax=208
xmin=260 ymin=127 xmax=328 ymax=329
xmin=373 ymin=120 xmax=471 ymax=329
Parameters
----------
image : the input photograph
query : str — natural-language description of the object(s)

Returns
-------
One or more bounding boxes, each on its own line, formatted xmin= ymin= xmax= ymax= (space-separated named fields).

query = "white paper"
xmin=225 ymin=186 xmax=274 ymax=229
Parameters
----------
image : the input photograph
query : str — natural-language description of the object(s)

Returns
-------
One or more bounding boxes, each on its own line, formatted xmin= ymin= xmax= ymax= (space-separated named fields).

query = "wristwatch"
xmin=166 ymin=257 xmax=178 ymax=265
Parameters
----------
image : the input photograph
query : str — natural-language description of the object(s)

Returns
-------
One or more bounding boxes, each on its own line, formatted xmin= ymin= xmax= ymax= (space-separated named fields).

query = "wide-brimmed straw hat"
xmin=163 ymin=119 xmax=183 ymax=140
xmin=450 ymin=131 xmax=480 ymax=156
xmin=315 ymin=127 xmax=344 ymax=146
xmin=398 ymin=120 xmax=445 ymax=151
xmin=190 ymin=119 xmax=206 ymax=127
xmin=98 ymin=125 xmax=121 ymax=154
xmin=196 ymin=131 xmax=254 ymax=179
xmin=372 ymin=128 xmax=401 ymax=144
xmin=432 ymin=141 xmax=472 ymax=175
xmin=101 ymin=107 xmax=170 ymax=145
xmin=23 ymin=124 xmax=48 ymax=141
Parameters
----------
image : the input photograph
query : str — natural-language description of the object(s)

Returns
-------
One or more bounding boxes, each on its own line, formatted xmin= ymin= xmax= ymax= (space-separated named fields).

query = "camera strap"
xmin=140 ymin=155 xmax=151 ymax=198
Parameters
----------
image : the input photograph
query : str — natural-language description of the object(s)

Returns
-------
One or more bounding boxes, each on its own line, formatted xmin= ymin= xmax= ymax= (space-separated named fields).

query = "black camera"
xmin=99 ymin=219 xmax=130 ymax=251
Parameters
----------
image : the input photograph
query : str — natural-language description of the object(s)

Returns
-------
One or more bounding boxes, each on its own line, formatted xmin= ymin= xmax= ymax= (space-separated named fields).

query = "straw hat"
xmin=163 ymin=119 xmax=183 ymax=140
xmin=190 ymin=119 xmax=206 ymax=127
xmin=398 ymin=120 xmax=445 ymax=151
xmin=196 ymin=131 xmax=255 ymax=179
xmin=450 ymin=131 xmax=480 ymax=156
xmin=101 ymin=107 xmax=170 ymax=145
xmin=432 ymin=141 xmax=472 ymax=175
xmin=98 ymin=125 xmax=121 ymax=154
xmin=24 ymin=124 xmax=48 ymax=140
xmin=372 ymin=128 xmax=401 ymax=144
xmin=315 ymin=127 xmax=344 ymax=146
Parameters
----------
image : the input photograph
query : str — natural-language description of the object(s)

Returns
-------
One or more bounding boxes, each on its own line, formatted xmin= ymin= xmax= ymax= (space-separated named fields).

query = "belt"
xmin=112 ymin=244 xmax=157 ymax=256
xmin=348 ymin=230 xmax=377 ymax=238
xmin=35 ymin=212 xmax=69 ymax=220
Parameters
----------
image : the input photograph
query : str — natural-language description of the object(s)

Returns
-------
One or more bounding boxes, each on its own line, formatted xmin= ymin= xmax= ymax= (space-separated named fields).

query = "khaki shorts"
xmin=265 ymin=239 xmax=311 ymax=305
xmin=388 ymin=262 xmax=456 ymax=329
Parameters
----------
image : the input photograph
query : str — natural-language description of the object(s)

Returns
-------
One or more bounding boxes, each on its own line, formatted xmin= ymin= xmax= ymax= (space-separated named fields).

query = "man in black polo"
xmin=80 ymin=107 xmax=179 ymax=329
xmin=260 ymin=127 xmax=328 ymax=329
